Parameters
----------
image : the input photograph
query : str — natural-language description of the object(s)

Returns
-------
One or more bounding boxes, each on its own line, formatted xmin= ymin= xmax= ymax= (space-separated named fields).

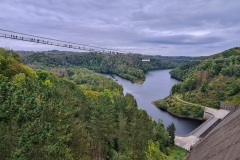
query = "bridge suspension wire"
xmin=0 ymin=28 xmax=131 ymax=54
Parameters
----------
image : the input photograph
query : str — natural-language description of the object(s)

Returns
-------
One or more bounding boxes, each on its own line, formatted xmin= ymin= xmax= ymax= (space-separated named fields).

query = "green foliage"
xmin=200 ymin=81 xmax=208 ymax=92
xmin=153 ymin=96 xmax=204 ymax=119
xmin=0 ymin=74 xmax=8 ymax=83
xmin=167 ymin=47 xmax=240 ymax=112
xmin=167 ymin=123 xmax=176 ymax=146
xmin=0 ymin=48 xmax=36 ymax=78
xmin=21 ymin=51 xmax=178 ymax=83
xmin=171 ymin=84 xmax=181 ymax=94
xmin=36 ymin=69 xmax=50 ymax=81
xmin=170 ymin=61 xmax=200 ymax=81
xmin=0 ymin=48 xmax=182 ymax=160
xmin=193 ymin=106 xmax=204 ymax=118
xmin=146 ymin=140 xmax=168 ymax=160
xmin=155 ymin=100 xmax=169 ymax=110
xmin=228 ymin=82 xmax=240 ymax=96
xmin=154 ymin=120 xmax=171 ymax=154
xmin=70 ymin=67 xmax=123 ymax=93
xmin=181 ymin=108 xmax=190 ymax=116
xmin=167 ymin=146 xmax=187 ymax=160
xmin=12 ymin=73 xmax=26 ymax=86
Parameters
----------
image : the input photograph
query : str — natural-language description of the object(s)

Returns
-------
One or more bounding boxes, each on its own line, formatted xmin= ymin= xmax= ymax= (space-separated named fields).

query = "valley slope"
xmin=19 ymin=51 xmax=179 ymax=84
xmin=153 ymin=47 xmax=240 ymax=118
xmin=0 ymin=48 xmax=187 ymax=160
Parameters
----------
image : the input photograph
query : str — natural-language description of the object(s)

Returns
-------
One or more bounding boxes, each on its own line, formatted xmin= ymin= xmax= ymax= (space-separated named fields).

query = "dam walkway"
xmin=175 ymin=107 xmax=230 ymax=151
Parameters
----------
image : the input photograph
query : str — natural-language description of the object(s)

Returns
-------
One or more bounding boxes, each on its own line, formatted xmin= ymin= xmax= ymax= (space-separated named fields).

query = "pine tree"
xmin=167 ymin=123 xmax=176 ymax=145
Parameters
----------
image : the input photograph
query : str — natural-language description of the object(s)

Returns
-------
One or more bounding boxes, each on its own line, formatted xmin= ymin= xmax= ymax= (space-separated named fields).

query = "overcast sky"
xmin=0 ymin=0 xmax=240 ymax=56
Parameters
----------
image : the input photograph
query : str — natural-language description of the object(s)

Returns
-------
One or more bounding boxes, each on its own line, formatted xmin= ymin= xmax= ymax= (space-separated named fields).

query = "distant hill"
xmin=18 ymin=51 xmax=179 ymax=83
xmin=153 ymin=47 xmax=240 ymax=118
xmin=154 ymin=55 xmax=200 ymax=64
xmin=170 ymin=47 xmax=240 ymax=81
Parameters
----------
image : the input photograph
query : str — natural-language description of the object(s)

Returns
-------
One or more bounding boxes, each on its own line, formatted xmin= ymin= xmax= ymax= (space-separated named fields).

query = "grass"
xmin=167 ymin=146 xmax=187 ymax=160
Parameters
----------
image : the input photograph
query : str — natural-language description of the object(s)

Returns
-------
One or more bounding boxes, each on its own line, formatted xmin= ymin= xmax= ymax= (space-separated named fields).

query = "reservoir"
xmin=103 ymin=69 xmax=203 ymax=135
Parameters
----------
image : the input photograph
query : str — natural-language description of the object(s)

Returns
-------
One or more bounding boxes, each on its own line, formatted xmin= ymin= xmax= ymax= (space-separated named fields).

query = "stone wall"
xmin=200 ymin=119 xmax=221 ymax=138
xmin=220 ymin=102 xmax=239 ymax=111
xmin=203 ymin=112 xmax=211 ymax=120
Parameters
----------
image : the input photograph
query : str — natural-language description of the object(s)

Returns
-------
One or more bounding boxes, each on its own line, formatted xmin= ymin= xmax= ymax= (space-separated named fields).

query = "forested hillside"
xmin=154 ymin=47 xmax=240 ymax=118
xmin=19 ymin=51 xmax=177 ymax=83
xmin=0 ymin=48 xmax=186 ymax=160
xmin=153 ymin=56 xmax=200 ymax=65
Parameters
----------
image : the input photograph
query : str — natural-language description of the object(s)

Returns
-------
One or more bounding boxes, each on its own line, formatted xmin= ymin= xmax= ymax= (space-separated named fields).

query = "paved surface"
xmin=175 ymin=135 xmax=200 ymax=151
xmin=204 ymin=107 xmax=230 ymax=119
xmin=175 ymin=107 xmax=230 ymax=151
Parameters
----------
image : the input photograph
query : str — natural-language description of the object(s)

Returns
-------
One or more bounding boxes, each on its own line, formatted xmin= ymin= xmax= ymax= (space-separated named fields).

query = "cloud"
xmin=0 ymin=0 xmax=240 ymax=56
xmin=140 ymin=34 xmax=224 ymax=45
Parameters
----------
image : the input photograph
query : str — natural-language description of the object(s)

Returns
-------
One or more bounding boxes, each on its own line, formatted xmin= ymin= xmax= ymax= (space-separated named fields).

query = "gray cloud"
xmin=140 ymin=34 xmax=224 ymax=45
xmin=0 ymin=0 xmax=240 ymax=56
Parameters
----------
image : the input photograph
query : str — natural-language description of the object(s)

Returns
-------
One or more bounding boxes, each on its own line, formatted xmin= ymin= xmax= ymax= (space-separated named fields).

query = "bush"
xmin=157 ymin=100 xmax=169 ymax=109
xmin=181 ymin=108 xmax=190 ymax=116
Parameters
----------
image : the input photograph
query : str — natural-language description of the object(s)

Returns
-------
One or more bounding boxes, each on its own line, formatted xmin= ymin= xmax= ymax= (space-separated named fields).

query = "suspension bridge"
xmin=0 ymin=28 xmax=230 ymax=62
xmin=0 ymin=28 xmax=133 ymax=55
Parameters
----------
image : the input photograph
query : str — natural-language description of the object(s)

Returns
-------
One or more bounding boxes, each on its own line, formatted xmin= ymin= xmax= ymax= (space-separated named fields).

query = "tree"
xmin=171 ymin=84 xmax=181 ymax=94
xmin=1 ymin=48 xmax=189 ymax=159
xmin=154 ymin=120 xmax=170 ymax=153
xmin=167 ymin=123 xmax=176 ymax=146
xmin=200 ymin=81 xmax=208 ymax=93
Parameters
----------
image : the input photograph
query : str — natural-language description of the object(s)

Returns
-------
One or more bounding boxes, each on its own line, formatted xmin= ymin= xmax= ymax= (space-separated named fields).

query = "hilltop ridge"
xmin=18 ymin=51 xmax=179 ymax=83
xmin=153 ymin=47 xmax=240 ymax=118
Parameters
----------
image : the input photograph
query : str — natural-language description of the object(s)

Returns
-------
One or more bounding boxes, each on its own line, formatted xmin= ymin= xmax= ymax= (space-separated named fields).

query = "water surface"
xmin=103 ymin=69 xmax=203 ymax=135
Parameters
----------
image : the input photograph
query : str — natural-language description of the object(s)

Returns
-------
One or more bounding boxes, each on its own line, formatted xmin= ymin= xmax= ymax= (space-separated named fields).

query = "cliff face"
xmin=187 ymin=107 xmax=240 ymax=160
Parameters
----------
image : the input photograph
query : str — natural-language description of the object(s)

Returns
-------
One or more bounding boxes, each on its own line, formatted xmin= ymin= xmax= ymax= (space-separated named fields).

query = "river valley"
xmin=103 ymin=69 xmax=203 ymax=135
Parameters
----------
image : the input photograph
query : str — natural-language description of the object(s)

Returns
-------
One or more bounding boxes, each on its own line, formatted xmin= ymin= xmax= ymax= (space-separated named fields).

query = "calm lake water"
xmin=103 ymin=69 xmax=203 ymax=135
